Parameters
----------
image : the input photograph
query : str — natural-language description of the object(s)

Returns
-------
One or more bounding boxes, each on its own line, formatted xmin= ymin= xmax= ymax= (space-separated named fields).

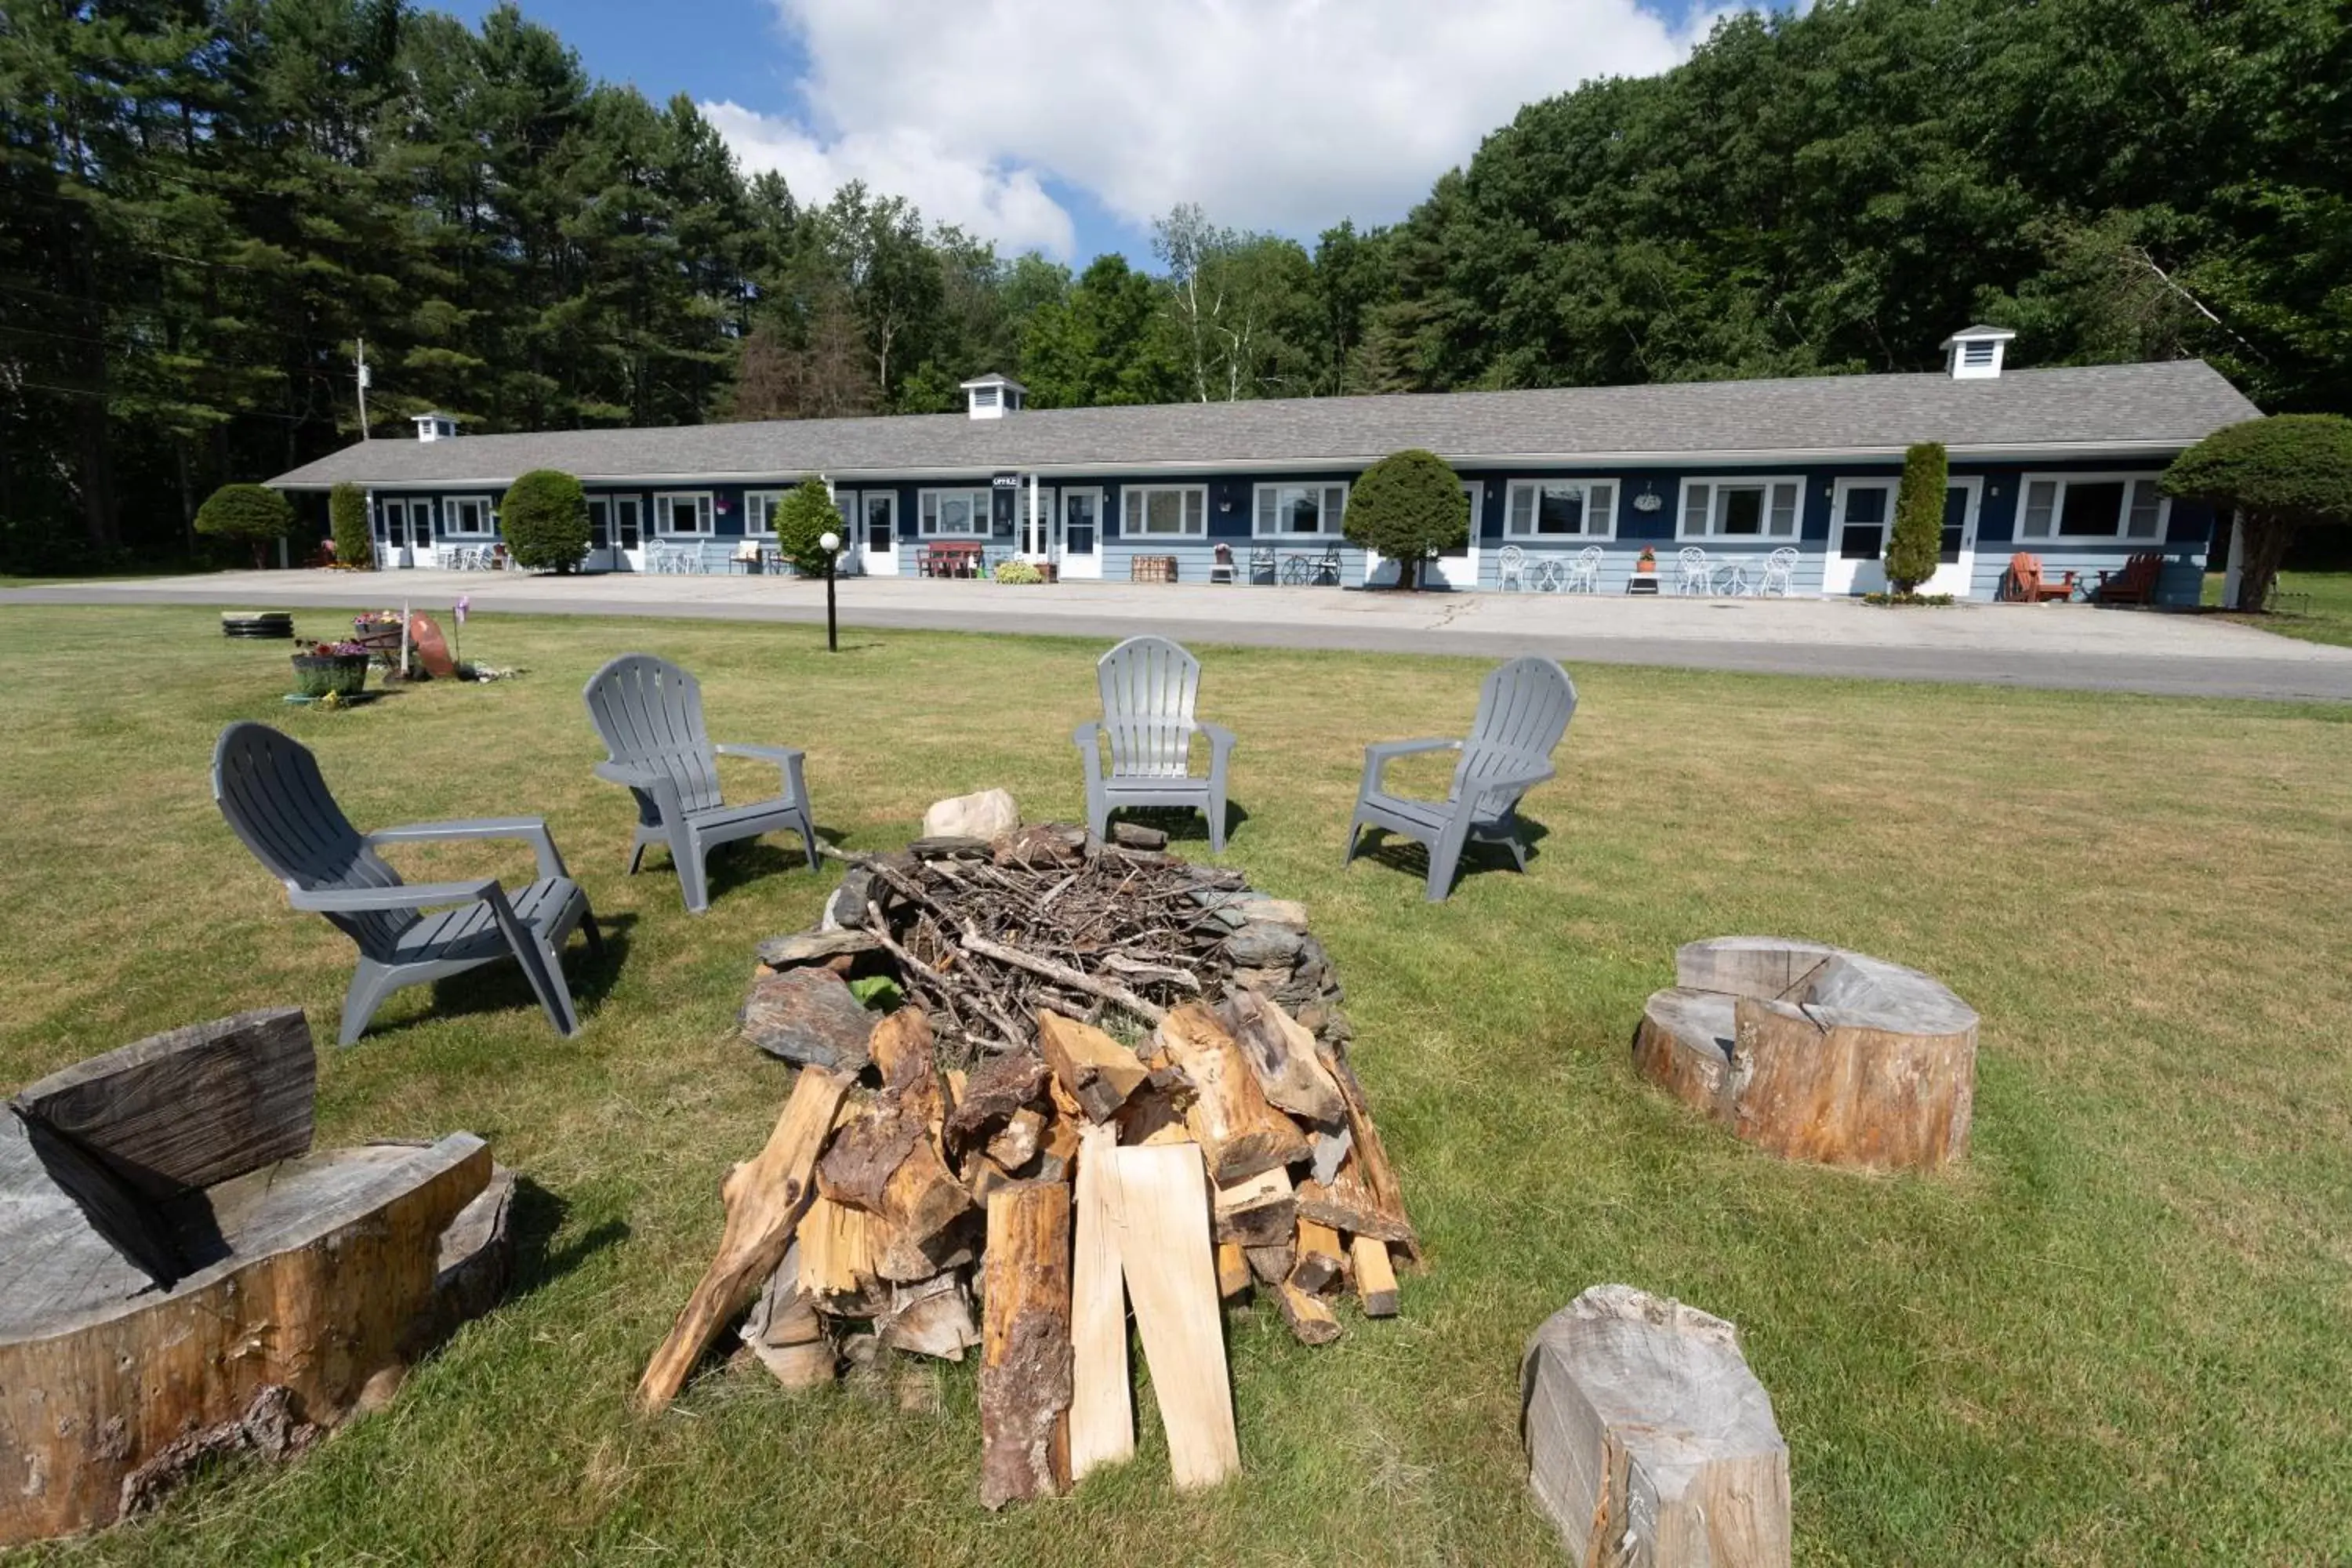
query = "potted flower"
xmin=1635 ymin=547 xmax=1657 ymax=575
xmin=291 ymin=638 xmax=372 ymax=699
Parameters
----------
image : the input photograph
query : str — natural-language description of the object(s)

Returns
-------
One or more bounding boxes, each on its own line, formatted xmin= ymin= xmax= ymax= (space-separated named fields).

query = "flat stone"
xmin=1232 ymin=895 xmax=1308 ymax=930
xmin=1109 ymin=822 xmax=1167 ymax=850
xmin=756 ymin=927 xmax=881 ymax=969
xmin=1224 ymin=922 xmax=1305 ymax=968
xmin=923 ymin=789 xmax=1018 ymax=841
xmin=739 ymin=967 xmax=873 ymax=1072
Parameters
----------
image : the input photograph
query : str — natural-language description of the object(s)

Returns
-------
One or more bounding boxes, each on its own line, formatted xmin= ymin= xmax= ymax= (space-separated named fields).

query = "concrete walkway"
xmin=8 ymin=568 xmax=2350 ymax=701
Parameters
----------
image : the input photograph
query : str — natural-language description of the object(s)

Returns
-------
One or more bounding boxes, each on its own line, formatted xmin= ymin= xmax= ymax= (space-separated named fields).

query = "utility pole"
xmin=355 ymin=338 xmax=372 ymax=439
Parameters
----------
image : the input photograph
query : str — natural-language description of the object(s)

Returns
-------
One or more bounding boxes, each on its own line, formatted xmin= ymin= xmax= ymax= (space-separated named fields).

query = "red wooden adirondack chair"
xmin=2001 ymin=553 xmax=2077 ymax=603
xmin=2092 ymin=552 xmax=2165 ymax=605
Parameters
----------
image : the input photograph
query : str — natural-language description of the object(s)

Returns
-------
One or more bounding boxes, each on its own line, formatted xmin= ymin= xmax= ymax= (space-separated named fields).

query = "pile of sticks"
xmin=639 ymin=826 xmax=1416 ymax=1508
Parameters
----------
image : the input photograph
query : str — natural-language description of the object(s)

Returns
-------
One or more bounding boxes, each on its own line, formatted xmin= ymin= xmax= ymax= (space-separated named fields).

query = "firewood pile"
xmin=641 ymin=823 xmax=1419 ymax=1507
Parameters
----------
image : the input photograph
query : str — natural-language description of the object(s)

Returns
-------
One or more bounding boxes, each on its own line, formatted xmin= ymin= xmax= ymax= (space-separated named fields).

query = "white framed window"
xmin=655 ymin=492 xmax=713 ymax=535
xmin=743 ymin=489 xmax=788 ymax=537
xmin=443 ymin=495 xmax=495 ymax=536
xmin=1506 ymin=478 xmax=1618 ymax=539
xmin=1123 ymin=485 xmax=1207 ymax=538
xmin=1679 ymin=476 xmax=1802 ymax=539
xmin=2018 ymin=474 xmax=2166 ymax=540
xmin=918 ymin=487 xmax=991 ymax=536
xmin=1252 ymin=482 xmax=1347 ymax=537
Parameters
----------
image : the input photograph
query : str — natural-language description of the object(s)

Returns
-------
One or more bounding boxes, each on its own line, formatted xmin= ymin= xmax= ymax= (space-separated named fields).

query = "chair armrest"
xmin=289 ymin=877 xmax=499 ymax=913
xmin=366 ymin=817 xmax=568 ymax=880
xmin=593 ymin=759 xmax=687 ymax=827
xmin=1200 ymin=721 xmax=1238 ymax=765
xmin=715 ymin=742 xmax=808 ymax=805
xmin=1360 ymin=737 xmax=1460 ymax=799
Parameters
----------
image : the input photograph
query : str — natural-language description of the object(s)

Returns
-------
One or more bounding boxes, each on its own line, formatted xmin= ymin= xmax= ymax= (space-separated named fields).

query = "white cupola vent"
xmin=412 ymin=411 xmax=460 ymax=441
xmin=959 ymin=372 xmax=1026 ymax=420
xmin=1939 ymin=325 xmax=2016 ymax=381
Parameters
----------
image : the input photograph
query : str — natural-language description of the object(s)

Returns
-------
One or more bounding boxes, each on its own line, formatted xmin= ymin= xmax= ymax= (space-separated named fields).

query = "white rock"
xmin=922 ymin=789 xmax=1018 ymax=840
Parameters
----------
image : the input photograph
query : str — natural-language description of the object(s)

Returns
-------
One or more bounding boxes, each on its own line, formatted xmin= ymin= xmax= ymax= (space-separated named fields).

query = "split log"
xmin=945 ymin=1053 xmax=1048 ymax=1149
xmin=1296 ymin=1170 xmax=1415 ymax=1249
xmin=978 ymin=1181 xmax=1074 ymax=1508
xmin=1114 ymin=1082 xmax=1191 ymax=1148
xmin=868 ymin=1007 xmax=947 ymax=1136
xmin=1308 ymin=1039 xmax=1419 ymax=1259
xmin=1244 ymin=1243 xmax=1295 ymax=1285
xmin=1216 ymin=1240 xmax=1252 ymax=1298
xmin=798 ymin=1195 xmax=884 ymax=1310
xmin=877 ymin=1273 xmax=978 ymax=1361
xmin=1351 ymin=1236 xmax=1399 ymax=1318
xmin=1109 ymin=1144 xmax=1240 ymax=1489
xmin=741 ymin=1247 xmax=838 ymax=1389
xmin=1521 ymin=1285 xmax=1790 ymax=1567
xmin=1036 ymin=1011 xmax=1150 ymax=1123
xmin=1221 ymin=990 xmax=1344 ymax=1126
xmin=988 ymin=1107 xmax=1045 ymax=1171
xmin=637 ymin=1065 xmax=852 ymax=1413
xmin=1156 ymin=1003 xmax=1308 ymax=1185
xmin=1035 ymin=1109 xmax=1080 ymax=1183
xmin=1272 ymin=1279 xmax=1341 ymax=1346
xmin=1287 ymin=1219 xmax=1345 ymax=1295
xmin=1211 ymin=1164 xmax=1297 ymax=1248
xmin=1068 ymin=1125 xmax=1134 ymax=1481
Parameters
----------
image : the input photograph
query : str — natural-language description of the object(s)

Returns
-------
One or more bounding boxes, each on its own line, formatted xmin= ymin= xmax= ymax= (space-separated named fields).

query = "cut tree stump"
xmin=1633 ymin=937 xmax=1979 ymax=1172
xmin=978 ymin=1181 xmax=1073 ymax=1508
xmin=1351 ymin=1236 xmax=1399 ymax=1318
xmin=1521 ymin=1284 xmax=1791 ymax=1568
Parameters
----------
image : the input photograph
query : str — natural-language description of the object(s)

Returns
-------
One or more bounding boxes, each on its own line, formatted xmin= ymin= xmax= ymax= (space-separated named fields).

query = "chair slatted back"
xmin=212 ymin=721 xmax=412 ymax=957
xmin=583 ymin=654 xmax=724 ymax=818
xmin=1454 ymin=657 xmax=1578 ymax=815
xmin=1096 ymin=636 xmax=1201 ymax=779
xmin=2009 ymin=552 xmax=2045 ymax=599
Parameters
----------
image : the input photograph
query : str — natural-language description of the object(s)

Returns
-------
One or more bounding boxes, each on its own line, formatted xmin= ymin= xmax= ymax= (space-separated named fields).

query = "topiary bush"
xmin=195 ymin=483 xmax=293 ymax=568
xmin=2165 ymin=414 xmax=2352 ymax=612
xmin=1342 ymin=448 xmax=1467 ymax=590
xmin=773 ymin=477 xmax=844 ymax=576
xmin=1886 ymin=441 xmax=1947 ymax=593
xmin=993 ymin=559 xmax=1044 ymax=584
xmin=328 ymin=482 xmax=373 ymax=570
xmin=500 ymin=469 xmax=589 ymax=572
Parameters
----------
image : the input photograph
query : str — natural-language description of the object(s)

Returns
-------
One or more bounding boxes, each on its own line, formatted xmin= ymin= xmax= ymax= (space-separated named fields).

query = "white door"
xmin=1922 ymin=477 xmax=1983 ymax=597
xmin=1018 ymin=478 xmax=1053 ymax=564
xmin=611 ymin=496 xmax=644 ymax=572
xmin=1059 ymin=488 xmax=1102 ymax=579
xmin=586 ymin=498 xmax=617 ymax=572
xmin=1824 ymin=478 xmax=1894 ymax=596
xmin=856 ymin=492 xmax=898 ymax=576
xmin=382 ymin=497 xmax=431 ymax=568
xmin=1425 ymin=481 xmax=1483 ymax=589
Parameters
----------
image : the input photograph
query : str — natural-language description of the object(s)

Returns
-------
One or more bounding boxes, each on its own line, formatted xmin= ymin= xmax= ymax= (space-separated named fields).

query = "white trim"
xmin=653 ymin=490 xmax=713 ymax=535
xmin=1251 ymin=481 xmax=1348 ymax=539
xmin=1504 ymin=477 xmax=1618 ymax=539
xmin=916 ymin=485 xmax=992 ymax=536
xmin=1922 ymin=475 xmax=1984 ymax=597
xmin=1677 ymin=475 xmax=1806 ymax=541
xmin=2016 ymin=471 xmax=2169 ymax=542
xmin=1122 ymin=484 xmax=1208 ymax=539
xmin=441 ymin=494 xmax=496 ymax=538
xmin=742 ymin=488 xmax=788 ymax=539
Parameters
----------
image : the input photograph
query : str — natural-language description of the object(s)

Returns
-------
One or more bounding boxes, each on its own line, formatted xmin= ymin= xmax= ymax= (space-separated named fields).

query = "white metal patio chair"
xmin=1497 ymin=545 xmax=1529 ymax=592
xmin=1676 ymin=546 xmax=1712 ymax=596
xmin=1759 ymin=546 xmax=1798 ymax=597
xmin=1563 ymin=546 xmax=1602 ymax=593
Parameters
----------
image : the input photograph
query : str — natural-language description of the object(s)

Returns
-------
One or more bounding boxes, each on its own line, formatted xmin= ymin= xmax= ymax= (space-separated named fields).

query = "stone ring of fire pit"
xmin=1633 ymin=936 xmax=1979 ymax=1172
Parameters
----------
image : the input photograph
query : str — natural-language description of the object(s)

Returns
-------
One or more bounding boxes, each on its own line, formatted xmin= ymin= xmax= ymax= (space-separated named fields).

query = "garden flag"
xmin=453 ymin=595 xmax=470 ymax=626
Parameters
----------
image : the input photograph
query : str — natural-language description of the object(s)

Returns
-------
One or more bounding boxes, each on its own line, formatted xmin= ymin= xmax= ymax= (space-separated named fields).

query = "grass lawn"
xmin=4 ymin=605 xmax=2350 ymax=1566
xmin=2202 ymin=568 xmax=2352 ymax=647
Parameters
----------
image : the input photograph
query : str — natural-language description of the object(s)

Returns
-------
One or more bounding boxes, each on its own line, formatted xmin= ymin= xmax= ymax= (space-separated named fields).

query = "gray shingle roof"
xmin=268 ymin=359 xmax=2259 ymax=488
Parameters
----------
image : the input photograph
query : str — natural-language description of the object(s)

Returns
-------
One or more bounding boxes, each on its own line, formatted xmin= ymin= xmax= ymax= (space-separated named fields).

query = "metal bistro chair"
xmin=1497 ymin=544 xmax=1530 ymax=592
xmin=583 ymin=653 xmax=819 ymax=913
xmin=212 ymin=721 xmax=599 ymax=1047
xmin=1074 ymin=635 xmax=1236 ymax=853
xmin=1563 ymin=546 xmax=1603 ymax=594
xmin=1344 ymin=656 xmax=1579 ymax=901
xmin=1676 ymin=546 xmax=1712 ymax=596
xmin=1309 ymin=543 xmax=1342 ymax=586
xmin=1759 ymin=546 xmax=1798 ymax=597
xmin=1248 ymin=545 xmax=1277 ymax=585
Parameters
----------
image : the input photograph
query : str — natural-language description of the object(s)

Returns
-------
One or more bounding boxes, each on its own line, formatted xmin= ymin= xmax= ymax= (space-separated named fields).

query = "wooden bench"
xmin=917 ymin=541 xmax=985 ymax=579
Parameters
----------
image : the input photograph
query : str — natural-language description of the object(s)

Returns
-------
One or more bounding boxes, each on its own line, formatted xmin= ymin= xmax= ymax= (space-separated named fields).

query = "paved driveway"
xmin=8 ymin=569 xmax=2349 ymax=701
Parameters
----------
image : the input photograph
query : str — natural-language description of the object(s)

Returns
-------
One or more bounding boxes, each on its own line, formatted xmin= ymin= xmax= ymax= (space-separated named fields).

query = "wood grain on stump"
xmin=1634 ymin=936 xmax=1978 ymax=1172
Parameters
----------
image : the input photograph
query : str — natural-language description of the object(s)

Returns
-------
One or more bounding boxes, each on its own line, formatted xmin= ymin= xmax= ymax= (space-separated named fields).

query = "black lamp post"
xmin=818 ymin=529 xmax=840 ymax=652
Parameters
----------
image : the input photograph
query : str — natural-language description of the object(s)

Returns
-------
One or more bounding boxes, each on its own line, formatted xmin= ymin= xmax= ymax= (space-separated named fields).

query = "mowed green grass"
xmin=3 ymin=605 xmax=2350 ymax=1566
xmin=2203 ymin=568 xmax=2352 ymax=647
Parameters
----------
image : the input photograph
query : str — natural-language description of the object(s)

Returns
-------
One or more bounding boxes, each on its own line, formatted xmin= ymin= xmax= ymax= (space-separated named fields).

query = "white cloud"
xmin=708 ymin=0 xmax=1710 ymax=258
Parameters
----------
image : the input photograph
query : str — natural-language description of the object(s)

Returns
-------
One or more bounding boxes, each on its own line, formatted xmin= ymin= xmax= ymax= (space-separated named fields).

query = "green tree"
xmin=499 ymin=469 xmax=589 ymax=571
xmin=195 ymin=484 xmax=293 ymax=568
xmin=1343 ymin=450 xmax=1468 ymax=591
xmin=1886 ymin=442 xmax=1947 ymax=593
xmin=2164 ymin=415 xmax=2352 ymax=612
xmin=329 ymin=483 xmax=373 ymax=568
xmin=772 ymin=477 xmax=842 ymax=575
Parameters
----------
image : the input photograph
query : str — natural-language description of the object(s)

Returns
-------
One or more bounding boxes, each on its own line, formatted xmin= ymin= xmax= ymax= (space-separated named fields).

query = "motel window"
xmin=655 ymin=492 xmax=713 ymax=535
xmin=1679 ymin=477 xmax=1802 ymax=539
xmin=743 ymin=490 xmax=787 ymax=536
xmin=1123 ymin=485 xmax=1207 ymax=538
xmin=444 ymin=495 xmax=495 ymax=536
xmin=1253 ymin=482 xmax=1347 ymax=537
xmin=1505 ymin=479 xmax=1617 ymax=539
xmin=586 ymin=497 xmax=610 ymax=550
xmin=2018 ymin=474 xmax=2165 ymax=540
xmin=918 ymin=488 xmax=991 ymax=536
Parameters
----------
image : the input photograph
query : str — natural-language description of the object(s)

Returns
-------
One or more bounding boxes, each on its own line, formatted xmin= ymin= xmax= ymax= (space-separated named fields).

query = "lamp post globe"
xmin=819 ymin=531 xmax=840 ymax=553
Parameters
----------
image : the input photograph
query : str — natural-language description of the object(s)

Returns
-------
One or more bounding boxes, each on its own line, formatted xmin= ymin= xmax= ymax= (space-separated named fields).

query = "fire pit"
xmin=641 ymin=818 xmax=1419 ymax=1507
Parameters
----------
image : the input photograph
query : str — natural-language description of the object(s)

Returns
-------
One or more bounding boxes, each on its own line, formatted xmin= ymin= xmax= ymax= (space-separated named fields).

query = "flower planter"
xmin=290 ymin=652 xmax=370 ymax=699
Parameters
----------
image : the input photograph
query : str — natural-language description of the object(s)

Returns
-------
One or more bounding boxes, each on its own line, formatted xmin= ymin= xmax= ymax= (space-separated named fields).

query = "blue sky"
xmin=442 ymin=0 xmax=1718 ymax=267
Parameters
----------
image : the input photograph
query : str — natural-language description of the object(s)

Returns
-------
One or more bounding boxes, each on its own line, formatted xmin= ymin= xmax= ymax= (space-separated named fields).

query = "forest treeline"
xmin=2 ymin=0 xmax=2345 ymax=562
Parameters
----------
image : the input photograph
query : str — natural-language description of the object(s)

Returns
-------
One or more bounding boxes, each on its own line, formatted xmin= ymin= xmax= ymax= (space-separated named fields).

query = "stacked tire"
xmin=221 ymin=611 xmax=294 ymax=640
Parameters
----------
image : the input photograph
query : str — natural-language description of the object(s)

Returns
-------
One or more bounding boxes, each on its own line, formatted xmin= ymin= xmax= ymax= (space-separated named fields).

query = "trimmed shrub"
xmin=2165 ymin=414 xmax=2352 ymax=611
xmin=994 ymin=559 xmax=1044 ymax=584
xmin=1342 ymin=448 xmax=1468 ymax=590
xmin=500 ymin=469 xmax=589 ymax=572
xmin=774 ymin=477 xmax=843 ymax=575
xmin=328 ymin=482 xmax=372 ymax=569
xmin=1886 ymin=441 xmax=1947 ymax=593
xmin=195 ymin=483 xmax=293 ymax=568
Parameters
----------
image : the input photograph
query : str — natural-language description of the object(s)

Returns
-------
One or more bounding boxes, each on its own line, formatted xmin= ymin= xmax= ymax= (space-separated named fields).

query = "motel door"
xmin=1826 ymin=477 xmax=1980 ymax=597
xmin=1919 ymin=477 xmax=1982 ymax=597
xmin=854 ymin=492 xmax=898 ymax=576
xmin=378 ymin=497 xmax=429 ymax=568
xmin=586 ymin=496 xmax=644 ymax=572
xmin=1058 ymin=488 xmax=1102 ymax=579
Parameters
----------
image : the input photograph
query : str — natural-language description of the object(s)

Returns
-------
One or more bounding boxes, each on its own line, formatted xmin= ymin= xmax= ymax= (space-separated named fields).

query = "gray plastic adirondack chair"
xmin=212 ymin=721 xmax=599 ymax=1047
xmin=1343 ymin=656 xmax=1578 ymax=900
xmin=583 ymin=653 xmax=818 ymax=913
xmin=1074 ymin=636 xmax=1236 ymax=852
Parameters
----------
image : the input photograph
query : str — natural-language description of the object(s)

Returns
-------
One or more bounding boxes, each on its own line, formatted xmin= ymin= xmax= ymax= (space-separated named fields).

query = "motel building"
xmin=269 ymin=328 xmax=2260 ymax=605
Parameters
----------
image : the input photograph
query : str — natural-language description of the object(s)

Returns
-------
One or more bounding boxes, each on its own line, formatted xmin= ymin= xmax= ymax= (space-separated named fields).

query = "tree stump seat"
xmin=1634 ymin=936 xmax=1978 ymax=1172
